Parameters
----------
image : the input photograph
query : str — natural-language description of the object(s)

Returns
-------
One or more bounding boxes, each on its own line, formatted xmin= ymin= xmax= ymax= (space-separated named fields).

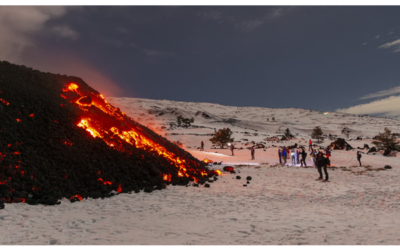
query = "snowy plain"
xmin=1 ymin=97 xmax=400 ymax=245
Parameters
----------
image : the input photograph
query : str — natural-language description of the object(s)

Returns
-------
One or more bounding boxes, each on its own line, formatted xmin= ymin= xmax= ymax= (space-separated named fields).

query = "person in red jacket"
xmin=309 ymin=139 xmax=313 ymax=151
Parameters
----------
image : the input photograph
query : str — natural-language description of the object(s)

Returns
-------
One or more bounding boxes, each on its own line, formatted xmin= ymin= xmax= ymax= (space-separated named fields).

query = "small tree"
xmin=176 ymin=115 xmax=194 ymax=128
xmin=372 ymin=127 xmax=400 ymax=151
xmin=341 ymin=127 xmax=350 ymax=139
xmin=284 ymin=128 xmax=294 ymax=139
xmin=311 ymin=126 xmax=324 ymax=142
xmin=209 ymin=128 xmax=234 ymax=149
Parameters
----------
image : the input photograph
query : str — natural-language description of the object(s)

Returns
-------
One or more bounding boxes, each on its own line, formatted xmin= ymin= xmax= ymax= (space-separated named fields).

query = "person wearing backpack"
xmin=325 ymin=148 xmax=331 ymax=166
xmin=357 ymin=151 xmax=362 ymax=166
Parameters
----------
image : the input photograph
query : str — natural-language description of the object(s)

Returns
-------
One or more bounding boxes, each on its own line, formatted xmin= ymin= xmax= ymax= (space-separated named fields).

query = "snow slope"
xmin=1 ymin=97 xmax=400 ymax=245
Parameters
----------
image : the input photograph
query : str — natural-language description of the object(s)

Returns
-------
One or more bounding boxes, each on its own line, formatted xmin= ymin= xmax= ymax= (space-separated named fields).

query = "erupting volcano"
xmin=0 ymin=61 xmax=217 ymax=209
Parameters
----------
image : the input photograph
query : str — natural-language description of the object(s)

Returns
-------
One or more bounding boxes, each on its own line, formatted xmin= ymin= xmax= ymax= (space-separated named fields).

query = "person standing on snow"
xmin=309 ymin=139 xmax=313 ymax=151
xmin=281 ymin=147 xmax=287 ymax=164
xmin=310 ymin=149 xmax=316 ymax=167
xmin=296 ymin=149 xmax=300 ymax=164
xmin=286 ymin=147 xmax=290 ymax=160
xmin=291 ymin=149 xmax=296 ymax=166
xmin=316 ymin=152 xmax=328 ymax=182
xmin=278 ymin=148 xmax=282 ymax=164
xmin=251 ymin=146 xmax=255 ymax=160
xmin=300 ymin=148 xmax=307 ymax=167
xmin=325 ymin=148 xmax=331 ymax=166
xmin=357 ymin=151 xmax=362 ymax=166
xmin=230 ymin=144 xmax=234 ymax=156
xmin=200 ymin=141 xmax=204 ymax=151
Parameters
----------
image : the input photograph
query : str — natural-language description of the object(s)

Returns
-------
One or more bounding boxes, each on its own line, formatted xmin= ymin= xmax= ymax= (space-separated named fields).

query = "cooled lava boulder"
xmin=223 ymin=166 xmax=234 ymax=172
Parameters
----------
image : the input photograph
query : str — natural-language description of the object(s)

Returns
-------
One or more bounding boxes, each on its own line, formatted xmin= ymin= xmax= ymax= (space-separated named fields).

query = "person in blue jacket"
xmin=281 ymin=147 xmax=287 ymax=164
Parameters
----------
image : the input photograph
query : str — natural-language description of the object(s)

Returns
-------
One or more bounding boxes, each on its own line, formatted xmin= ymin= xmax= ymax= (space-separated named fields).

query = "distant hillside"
xmin=108 ymin=97 xmax=400 ymax=151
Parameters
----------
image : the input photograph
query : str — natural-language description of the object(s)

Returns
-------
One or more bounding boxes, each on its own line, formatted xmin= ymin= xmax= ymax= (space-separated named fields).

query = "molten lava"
xmin=0 ymin=98 xmax=9 ymax=105
xmin=70 ymin=194 xmax=83 ymax=201
xmin=203 ymin=159 xmax=213 ymax=164
xmin=60 ymin=82 xmax=211 ymax=188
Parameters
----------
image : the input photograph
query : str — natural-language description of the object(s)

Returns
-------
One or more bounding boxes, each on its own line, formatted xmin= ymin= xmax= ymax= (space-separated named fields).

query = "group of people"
xmin=278 ymin=139 xmax=331 ymax=182
xmin=200 ymin=138 xmax=365 ymax=183
xmin=279 ymin=147 xmax=309 ymax=166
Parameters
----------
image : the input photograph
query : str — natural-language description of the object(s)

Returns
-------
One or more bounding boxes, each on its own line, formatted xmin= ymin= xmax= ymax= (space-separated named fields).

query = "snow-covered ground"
xmin=1 ymin=97 xmax=400 ymax=245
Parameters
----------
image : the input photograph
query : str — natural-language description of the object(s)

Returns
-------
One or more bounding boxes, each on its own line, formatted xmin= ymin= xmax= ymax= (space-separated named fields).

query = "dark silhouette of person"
xmin=316 ymin=152 xmax=329 ymax=182
xmin=357 ymin=151 xmax=362 ymax=166
xmin=230 ymin=144 xmax=234 ymax=156
xmin=200 ymin=141 xmax=204 ymax=151
xmin=278 ymin=148 xmax=282 ymax=164
xmin=300 ymin=148 xmax=307 ymax=167
xmin=251 ymin=146 xmax=255 ymax=160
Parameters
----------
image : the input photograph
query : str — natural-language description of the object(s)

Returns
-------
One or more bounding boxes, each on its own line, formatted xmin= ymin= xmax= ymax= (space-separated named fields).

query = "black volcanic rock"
xmin=0 ymin=61 xmax=212 ymax=208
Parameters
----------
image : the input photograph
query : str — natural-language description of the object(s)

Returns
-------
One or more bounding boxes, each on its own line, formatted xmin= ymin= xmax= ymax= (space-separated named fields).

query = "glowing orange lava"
xmin=203 ymin=158 xmax=213 ymax=164
xmin=0 ymin=98 xmax=9 ymax=105
xmin=61 ymin=82 xmax=211 ymax=185
xmin=70 ymin=194 xmax=83 ymax=201
xmin=214 ymin=170 xmax=222 ymax=176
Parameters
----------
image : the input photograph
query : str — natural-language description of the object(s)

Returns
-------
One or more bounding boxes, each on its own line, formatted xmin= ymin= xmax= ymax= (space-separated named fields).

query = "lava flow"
xmin=61 ymin=82 xmax=211 ymax=182
xmin=0 ymin=61 xmax=216 ymax=209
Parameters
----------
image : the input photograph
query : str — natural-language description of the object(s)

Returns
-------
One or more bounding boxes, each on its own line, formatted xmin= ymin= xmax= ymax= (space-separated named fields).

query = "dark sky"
xmin=4 ymin=6 xmax=400 ymax=113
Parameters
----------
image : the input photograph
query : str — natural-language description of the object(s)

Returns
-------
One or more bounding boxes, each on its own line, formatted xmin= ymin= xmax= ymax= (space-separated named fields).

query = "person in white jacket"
xmin=291 ymin=149 xmax=296 ymax=166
